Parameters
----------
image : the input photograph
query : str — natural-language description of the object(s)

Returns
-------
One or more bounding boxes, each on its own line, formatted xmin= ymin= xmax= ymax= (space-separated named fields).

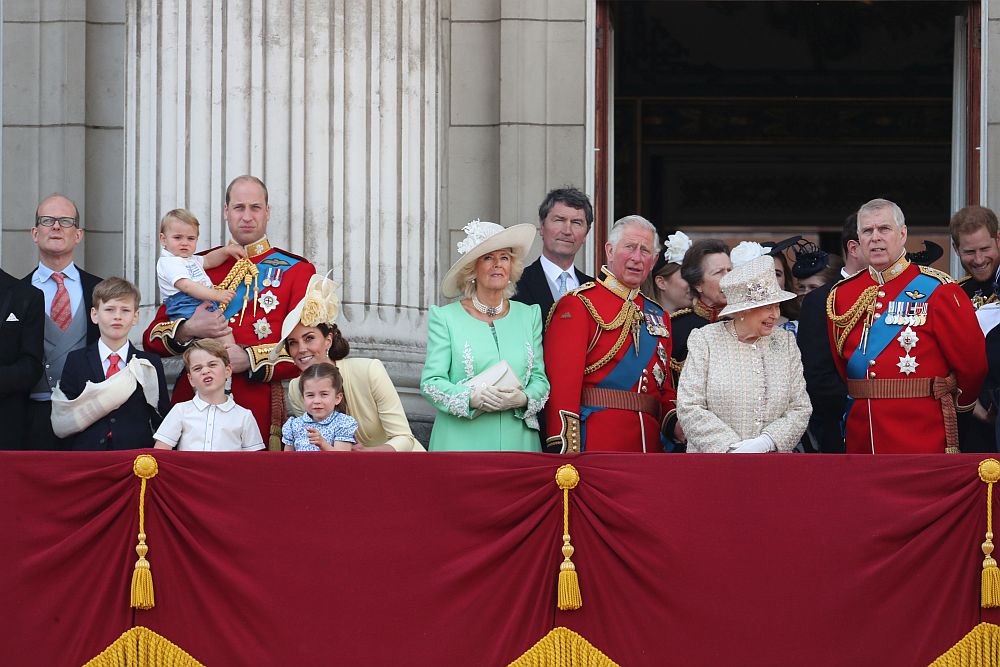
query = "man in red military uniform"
xmin=827 ymin=198 xmax=986 ymax=454
xmin=144 ymin=176 xmax=315 ymax=448
xmin=544 ymin=215 xmax=676 ymax=453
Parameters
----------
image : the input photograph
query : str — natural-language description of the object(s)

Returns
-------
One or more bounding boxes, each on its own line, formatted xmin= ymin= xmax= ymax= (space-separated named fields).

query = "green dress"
xmin=420 ymin=300 xmax=549 ymax=451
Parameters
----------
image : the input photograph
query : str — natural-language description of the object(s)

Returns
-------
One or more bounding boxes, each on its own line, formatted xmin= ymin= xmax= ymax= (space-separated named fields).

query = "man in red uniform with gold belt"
xmin=143 ymin=176 xmax=315 ymax=448
xmin=827 ymin=198 xmax=985 ymax=454
xmin=544 ymin=215 xmax=676 ymax=453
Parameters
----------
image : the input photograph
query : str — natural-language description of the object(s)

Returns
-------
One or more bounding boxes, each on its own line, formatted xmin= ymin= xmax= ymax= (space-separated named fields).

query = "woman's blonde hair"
xmin=457 ymin=247 xmax=525 ymax=300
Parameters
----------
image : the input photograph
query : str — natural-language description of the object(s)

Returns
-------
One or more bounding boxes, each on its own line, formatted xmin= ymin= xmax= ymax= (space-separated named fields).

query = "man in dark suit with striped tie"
xmin=23 ymin=194 xmax=102 ymax=450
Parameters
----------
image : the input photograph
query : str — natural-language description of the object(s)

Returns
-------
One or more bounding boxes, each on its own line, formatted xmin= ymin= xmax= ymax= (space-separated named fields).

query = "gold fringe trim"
xmin=508 ymin=627 xmax=619 ymax=667
xmin=981 ymin=459 xmax=1000 ymax=608
xmin=555 ymin=465 xmax=582 ymax=611
xmin=83 ymin=626 xmax=204 ymax=667
xmin=131 ymin=455 xmax=158 ymax=610
xmin=929 ymin=622 xmax=1000 ymax=667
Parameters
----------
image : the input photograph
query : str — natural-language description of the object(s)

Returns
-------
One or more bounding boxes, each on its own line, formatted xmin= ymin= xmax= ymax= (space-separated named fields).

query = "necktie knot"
xmin=51 ymin=272 xmax=65 ymax=285
xmin=106 ymin=354 xmax=122 ymax=379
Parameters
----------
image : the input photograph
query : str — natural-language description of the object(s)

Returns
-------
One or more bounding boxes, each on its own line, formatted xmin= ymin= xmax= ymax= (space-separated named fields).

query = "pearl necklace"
xmin=726 ymin=320 xmax=759 ymax=345
xmin=472 ymin=295 xmax=505 ymax=317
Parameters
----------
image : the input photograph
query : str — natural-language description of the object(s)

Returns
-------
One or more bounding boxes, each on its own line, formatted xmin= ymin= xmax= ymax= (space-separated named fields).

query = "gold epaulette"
xmin=669 ymin=307 xmax=692 ymax=320
xmin=669 ymin=357 xmax=684 ymax=373
xmin=566 ymin=281 xmax=596 ymax=297
xmin=919 ymin=265 xmax=955 ymax=284
xmin=639 ymin=291 xmax=664 ymax=311
xmin=957 ymin=274 xmax=972 ymax=285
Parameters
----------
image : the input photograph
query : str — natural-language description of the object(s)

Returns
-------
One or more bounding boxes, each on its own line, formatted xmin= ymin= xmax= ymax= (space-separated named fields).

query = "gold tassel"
xmin=980 ymin=459 xmax=1000 ymax=608
xmin=131 ymin=454 xmax=159 ymax=610
xmin=507 ymin=627 xmax=620 ymax=667
xmin=928 ymin=622 xmax=1000 ymax=667
xmin=555 ymin=464 xmax=582 ymax=611
xmin=83 ymin=626 xmax=205 ymax=667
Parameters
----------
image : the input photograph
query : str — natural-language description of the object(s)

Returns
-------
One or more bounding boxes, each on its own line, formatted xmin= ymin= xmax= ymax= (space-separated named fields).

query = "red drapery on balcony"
xmin=0 ymin=452 xmax=997 ymax=666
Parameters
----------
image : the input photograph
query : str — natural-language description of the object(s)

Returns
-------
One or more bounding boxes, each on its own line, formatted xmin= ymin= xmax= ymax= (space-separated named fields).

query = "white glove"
xmin=495 ymin=387 xmax=528 ymax=411
xmin=729 ymin=434 xmax=775 ymax=453
xmin=470 ymin=385 xmax=504 ymax=412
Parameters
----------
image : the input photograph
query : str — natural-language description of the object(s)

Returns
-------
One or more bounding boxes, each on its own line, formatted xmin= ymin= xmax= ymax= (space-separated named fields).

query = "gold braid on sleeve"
xmin=826 ymin=285 xmax=878 ymax=356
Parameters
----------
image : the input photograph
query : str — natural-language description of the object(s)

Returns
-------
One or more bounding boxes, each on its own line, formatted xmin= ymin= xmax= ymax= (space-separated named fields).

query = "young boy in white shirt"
xmin=153 ymin=339 xmax=264 ymax=452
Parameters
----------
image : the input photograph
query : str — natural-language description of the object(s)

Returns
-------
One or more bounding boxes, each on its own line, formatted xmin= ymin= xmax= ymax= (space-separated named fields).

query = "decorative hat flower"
xmin=299 ymin=278 xmax=341 ymax=326
xmin=664 ymin=231 xmax=692 ymax=265
xmin=730 ymin=241 xmax=768 ymax=268
xmin=457 ymin=219 xmax=505 ymax=256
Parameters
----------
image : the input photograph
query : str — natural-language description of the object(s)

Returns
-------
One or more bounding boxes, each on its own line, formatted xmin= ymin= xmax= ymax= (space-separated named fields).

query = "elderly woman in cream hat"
xmin=420 ymin=219 xmax=550 ymax=451
xmin=677 ymin=255 xmax=811 ymax=453
xmin=272 ymin=273 xmax=424 ymax=452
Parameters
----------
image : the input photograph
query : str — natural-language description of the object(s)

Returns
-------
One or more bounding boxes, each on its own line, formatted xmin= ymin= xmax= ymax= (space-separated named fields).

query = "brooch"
xmin=257 ymin=290 xmax=279 ymax=314
xmin=252 ymin=317 xmax=273 ymax=340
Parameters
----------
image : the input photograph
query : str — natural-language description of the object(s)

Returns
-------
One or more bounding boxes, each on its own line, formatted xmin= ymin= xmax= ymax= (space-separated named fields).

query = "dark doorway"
xmin=612 ymin=1 xmax=969 ymax=252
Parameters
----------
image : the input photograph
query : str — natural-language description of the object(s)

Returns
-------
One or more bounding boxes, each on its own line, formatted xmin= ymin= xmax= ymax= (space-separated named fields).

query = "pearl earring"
xmin=739 ymin=316 xmax=745 ymax=321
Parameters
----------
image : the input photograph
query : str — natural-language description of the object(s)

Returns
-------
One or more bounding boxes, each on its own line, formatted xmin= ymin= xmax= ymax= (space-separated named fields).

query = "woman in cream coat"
xmin=273 ymin=274 xmax=424 ymax=452
xmin=677 ymin=255 xmax=811 ymax=453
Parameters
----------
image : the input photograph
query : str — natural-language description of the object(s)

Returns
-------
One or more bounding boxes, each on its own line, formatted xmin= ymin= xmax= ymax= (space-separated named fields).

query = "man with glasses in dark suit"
xmin=23 ymin=194 xmax=102 ymax=450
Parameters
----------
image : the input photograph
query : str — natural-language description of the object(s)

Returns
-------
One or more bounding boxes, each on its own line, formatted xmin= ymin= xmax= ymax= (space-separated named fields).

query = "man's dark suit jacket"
xmin=513 ymin=258 xmax=593 ymax=326
xmin=23 ymin=266 xmax=102 ymax=344
xmin=0 ymin=269 xmax=44 ymax=449
xmin=797 ymin=280 xmax=846 ymax=453
xmin=60 ymin=342 xmax=170 ymax=451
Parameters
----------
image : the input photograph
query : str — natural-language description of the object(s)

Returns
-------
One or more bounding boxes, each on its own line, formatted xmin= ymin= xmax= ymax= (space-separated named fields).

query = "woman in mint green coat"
xmin=421 ymin=220 xmax=550 ymax=451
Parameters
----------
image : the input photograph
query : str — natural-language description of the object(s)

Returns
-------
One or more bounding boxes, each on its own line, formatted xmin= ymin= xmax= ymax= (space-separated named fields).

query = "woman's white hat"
xmin=718 ymin=255 xmax=796 ymax=318
xmin=269 ymin=272 xmax=341 ymax=360
xmin=440 ymin=219 xmax=536 ymax=298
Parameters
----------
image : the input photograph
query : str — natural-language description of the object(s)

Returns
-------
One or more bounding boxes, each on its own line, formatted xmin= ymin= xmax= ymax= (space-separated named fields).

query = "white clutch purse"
xmin=461 ymin=360 xmax=523 ymax=418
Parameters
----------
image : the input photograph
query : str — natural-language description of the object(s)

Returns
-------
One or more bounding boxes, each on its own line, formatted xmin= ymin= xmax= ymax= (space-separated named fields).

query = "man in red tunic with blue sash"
xmin=544 ymin=215 xmax=676 ymax=453
xmin=143 ymin=176 xmax=315 ymax=448
xmin=827 ymin=198 xmax=985 ymax=453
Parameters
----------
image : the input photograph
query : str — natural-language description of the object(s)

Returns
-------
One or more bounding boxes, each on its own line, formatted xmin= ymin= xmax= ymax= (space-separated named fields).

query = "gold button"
xmin=869 ymin=360 xmax=875 ymax=367
xmin=874 ymin=313 xmax=881 ymax=319
xmin=876 ymin=302 xmax=883 ymax=309
xmin=870 ymin=372 xmax=876 ymax=379
xmin=230 ymin=317 xmax=237 ymax=323
xmin=878 ymin=291 xmax=885 ymax=297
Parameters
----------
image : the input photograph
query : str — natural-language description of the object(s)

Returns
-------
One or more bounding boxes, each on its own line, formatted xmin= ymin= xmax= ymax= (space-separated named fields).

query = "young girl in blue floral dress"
xmin=281 ymin=363 xmax=358 ymax=451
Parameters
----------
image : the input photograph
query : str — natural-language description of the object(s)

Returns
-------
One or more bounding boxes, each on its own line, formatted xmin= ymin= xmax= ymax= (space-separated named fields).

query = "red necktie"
xmin=106 ymin=353 xmax=121 ymax=379
xmin=50 ymin=272 xmax=71 ymax=330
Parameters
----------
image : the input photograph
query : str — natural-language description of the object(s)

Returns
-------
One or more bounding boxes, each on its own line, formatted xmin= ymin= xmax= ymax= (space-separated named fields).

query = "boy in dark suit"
xmin=59 ymin=277 xmax=170 ymax=450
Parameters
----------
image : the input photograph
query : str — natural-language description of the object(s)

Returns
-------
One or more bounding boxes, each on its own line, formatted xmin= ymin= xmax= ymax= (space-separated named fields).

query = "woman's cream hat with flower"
xmin=718 ymin=255 xmax=796 ymax=318
xmin=440 ymin=219 xmax=536 ymax=298
xmin=269 ymin=272 xmax=341 ymax=360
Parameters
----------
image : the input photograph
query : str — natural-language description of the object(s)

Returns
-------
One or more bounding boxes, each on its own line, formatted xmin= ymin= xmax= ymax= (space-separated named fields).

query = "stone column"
xmin=125 ymin=0 xmax=440 ymax=412
xmin=1 ymin=0 xmax=125 ymax=278
xmin=443 ymin=0 xmax=594 ymax=278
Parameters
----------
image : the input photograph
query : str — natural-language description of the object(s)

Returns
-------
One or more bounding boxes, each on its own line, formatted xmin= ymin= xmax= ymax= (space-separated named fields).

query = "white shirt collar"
xmin=97 ymin=339 xmax=130 ymax=365
xmin=539 ymin=254 xmax=578 ymax=287
xmin=37 ymin=261 xmax=80 ymax=283
xmin=192 ymin=394 xmax=237 ymax=412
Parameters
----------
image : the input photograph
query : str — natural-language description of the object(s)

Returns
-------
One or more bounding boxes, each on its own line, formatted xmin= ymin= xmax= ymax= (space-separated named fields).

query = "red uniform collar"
xmin=692 ymin=298 xmax=722 ymax=322
xmin=867 ymin=253 xmax=910 ymax=285
xmin=598 ymin=266 xmax=641 ymax=301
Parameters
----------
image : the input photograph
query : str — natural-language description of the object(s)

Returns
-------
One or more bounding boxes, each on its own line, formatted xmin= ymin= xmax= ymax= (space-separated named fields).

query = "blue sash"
xmin=842 ymin=272 xmax=939 ymax=432
xmin=221 ymin=251 xmax=301 ymax=319
xmin=580 ymin=299 xmax=662 ymax=448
